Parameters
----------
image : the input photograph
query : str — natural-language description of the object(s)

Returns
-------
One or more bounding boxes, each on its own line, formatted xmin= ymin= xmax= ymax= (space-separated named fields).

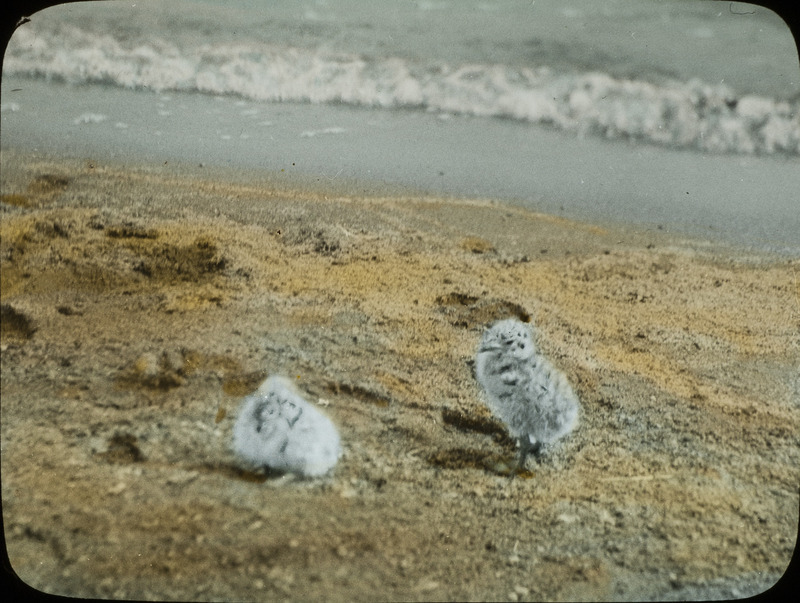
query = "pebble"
xmin=166 ymin=470 xmax=199 ymax=485
xmin=107 ymin=482 xmax=127 ymax=495
xmin=415 ymin=579 xmax=439 ymax=592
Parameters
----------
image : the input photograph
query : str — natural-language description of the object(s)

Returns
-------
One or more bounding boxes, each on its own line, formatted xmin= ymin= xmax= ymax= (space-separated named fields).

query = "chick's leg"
xmin=509 ymin=435 xmax=542 ymax=477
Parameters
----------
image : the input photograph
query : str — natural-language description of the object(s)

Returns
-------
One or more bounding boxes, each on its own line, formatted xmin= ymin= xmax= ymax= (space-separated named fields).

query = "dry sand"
xmin=1 ymin=150 xmax=798 ymax=601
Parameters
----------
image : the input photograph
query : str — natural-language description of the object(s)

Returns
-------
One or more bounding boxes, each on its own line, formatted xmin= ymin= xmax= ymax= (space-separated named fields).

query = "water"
xmin=2 ymin=0 xmax=799 ymax=251
xmin=4 ymin=0 xmax=799 ymax=155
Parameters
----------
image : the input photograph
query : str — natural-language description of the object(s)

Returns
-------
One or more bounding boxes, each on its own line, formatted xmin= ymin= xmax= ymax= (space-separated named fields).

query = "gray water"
xmin=2 ymin=0 xmax=799 ymax=252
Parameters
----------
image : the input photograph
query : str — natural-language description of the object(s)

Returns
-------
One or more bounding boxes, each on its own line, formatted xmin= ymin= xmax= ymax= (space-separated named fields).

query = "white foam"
xmin=73 ymin=112 xmax=107 ymax=125
xmin=300 ymin=127 xmax=346 ymax=138
xmin=5 ymin=22 xmax=798 ymax=155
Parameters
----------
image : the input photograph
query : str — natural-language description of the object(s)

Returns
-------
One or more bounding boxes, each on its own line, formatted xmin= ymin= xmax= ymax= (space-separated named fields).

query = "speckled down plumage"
xmin=476 ymin=318 xmax=579 ymax=461
xmin=232 ymin=375 xmax=341 ymax=477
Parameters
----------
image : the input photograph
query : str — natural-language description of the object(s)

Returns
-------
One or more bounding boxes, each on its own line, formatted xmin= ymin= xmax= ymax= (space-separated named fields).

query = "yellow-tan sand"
xmin=2 ymin=151 xmax=798 ymax=601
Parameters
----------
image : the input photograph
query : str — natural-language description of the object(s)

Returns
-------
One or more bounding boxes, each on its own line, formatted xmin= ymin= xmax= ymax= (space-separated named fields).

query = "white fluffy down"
xmin=476 ymin=318 xmax=579 ymax=449
xmin=232 ymin=376 xmax=341 ymax=477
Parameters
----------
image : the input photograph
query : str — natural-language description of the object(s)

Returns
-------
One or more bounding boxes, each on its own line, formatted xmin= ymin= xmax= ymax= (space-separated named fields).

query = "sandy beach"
xmin=1 ymin=149 xmax=798 ymax=600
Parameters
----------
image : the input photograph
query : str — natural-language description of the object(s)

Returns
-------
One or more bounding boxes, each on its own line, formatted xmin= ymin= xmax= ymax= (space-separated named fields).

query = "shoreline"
xmin=3 ymin=76 xmax=800 ymax=255
xmin=2 ymin=149 xmax=798 ymax=601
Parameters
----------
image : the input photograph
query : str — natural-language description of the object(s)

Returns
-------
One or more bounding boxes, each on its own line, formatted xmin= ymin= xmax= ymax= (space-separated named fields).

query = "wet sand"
xmin=1 ymin=150 xmax=798 ymax=601
xmin=4 ymin=75 xmax=800 ymax=254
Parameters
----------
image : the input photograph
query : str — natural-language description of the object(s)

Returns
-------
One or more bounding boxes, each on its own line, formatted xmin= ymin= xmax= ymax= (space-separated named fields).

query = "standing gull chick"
xmin=475 ymin=318 xmax=579 ymax=470
xmin=232 ymin=375 xmax=341 ymax=478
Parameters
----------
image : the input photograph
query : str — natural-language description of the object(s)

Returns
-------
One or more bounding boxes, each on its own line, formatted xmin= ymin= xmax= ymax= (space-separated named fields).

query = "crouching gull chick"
xmin=232 ymin=375 xmax=341 ymax=478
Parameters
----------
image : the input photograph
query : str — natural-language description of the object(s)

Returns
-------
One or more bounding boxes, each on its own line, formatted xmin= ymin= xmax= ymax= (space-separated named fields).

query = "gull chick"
xmin=475 ymin=318 xmax=579 ymax=470
xmin=232 ymin=375 xmax=341 ymax=478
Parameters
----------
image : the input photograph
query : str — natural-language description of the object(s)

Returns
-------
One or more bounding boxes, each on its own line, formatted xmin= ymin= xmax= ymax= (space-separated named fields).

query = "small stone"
xmin=598 ymin=509 xmax=615 ymax=524
xmin=416 ymin=579 xmax=439 ymax=592
xmin=166 ymin=470 xmax=199 ymax=485
xmin=340 ymin=487 xmax=358 ymax=499
xmin=336 ymin=545 xmax=351 ymax=558
xmin=133 ymin=353 xmax=159 ymax=378
xmin=107 ymin=482 xmax=127 ymax=495
xmin=161 ymin=349 xmax=185 ymax=373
